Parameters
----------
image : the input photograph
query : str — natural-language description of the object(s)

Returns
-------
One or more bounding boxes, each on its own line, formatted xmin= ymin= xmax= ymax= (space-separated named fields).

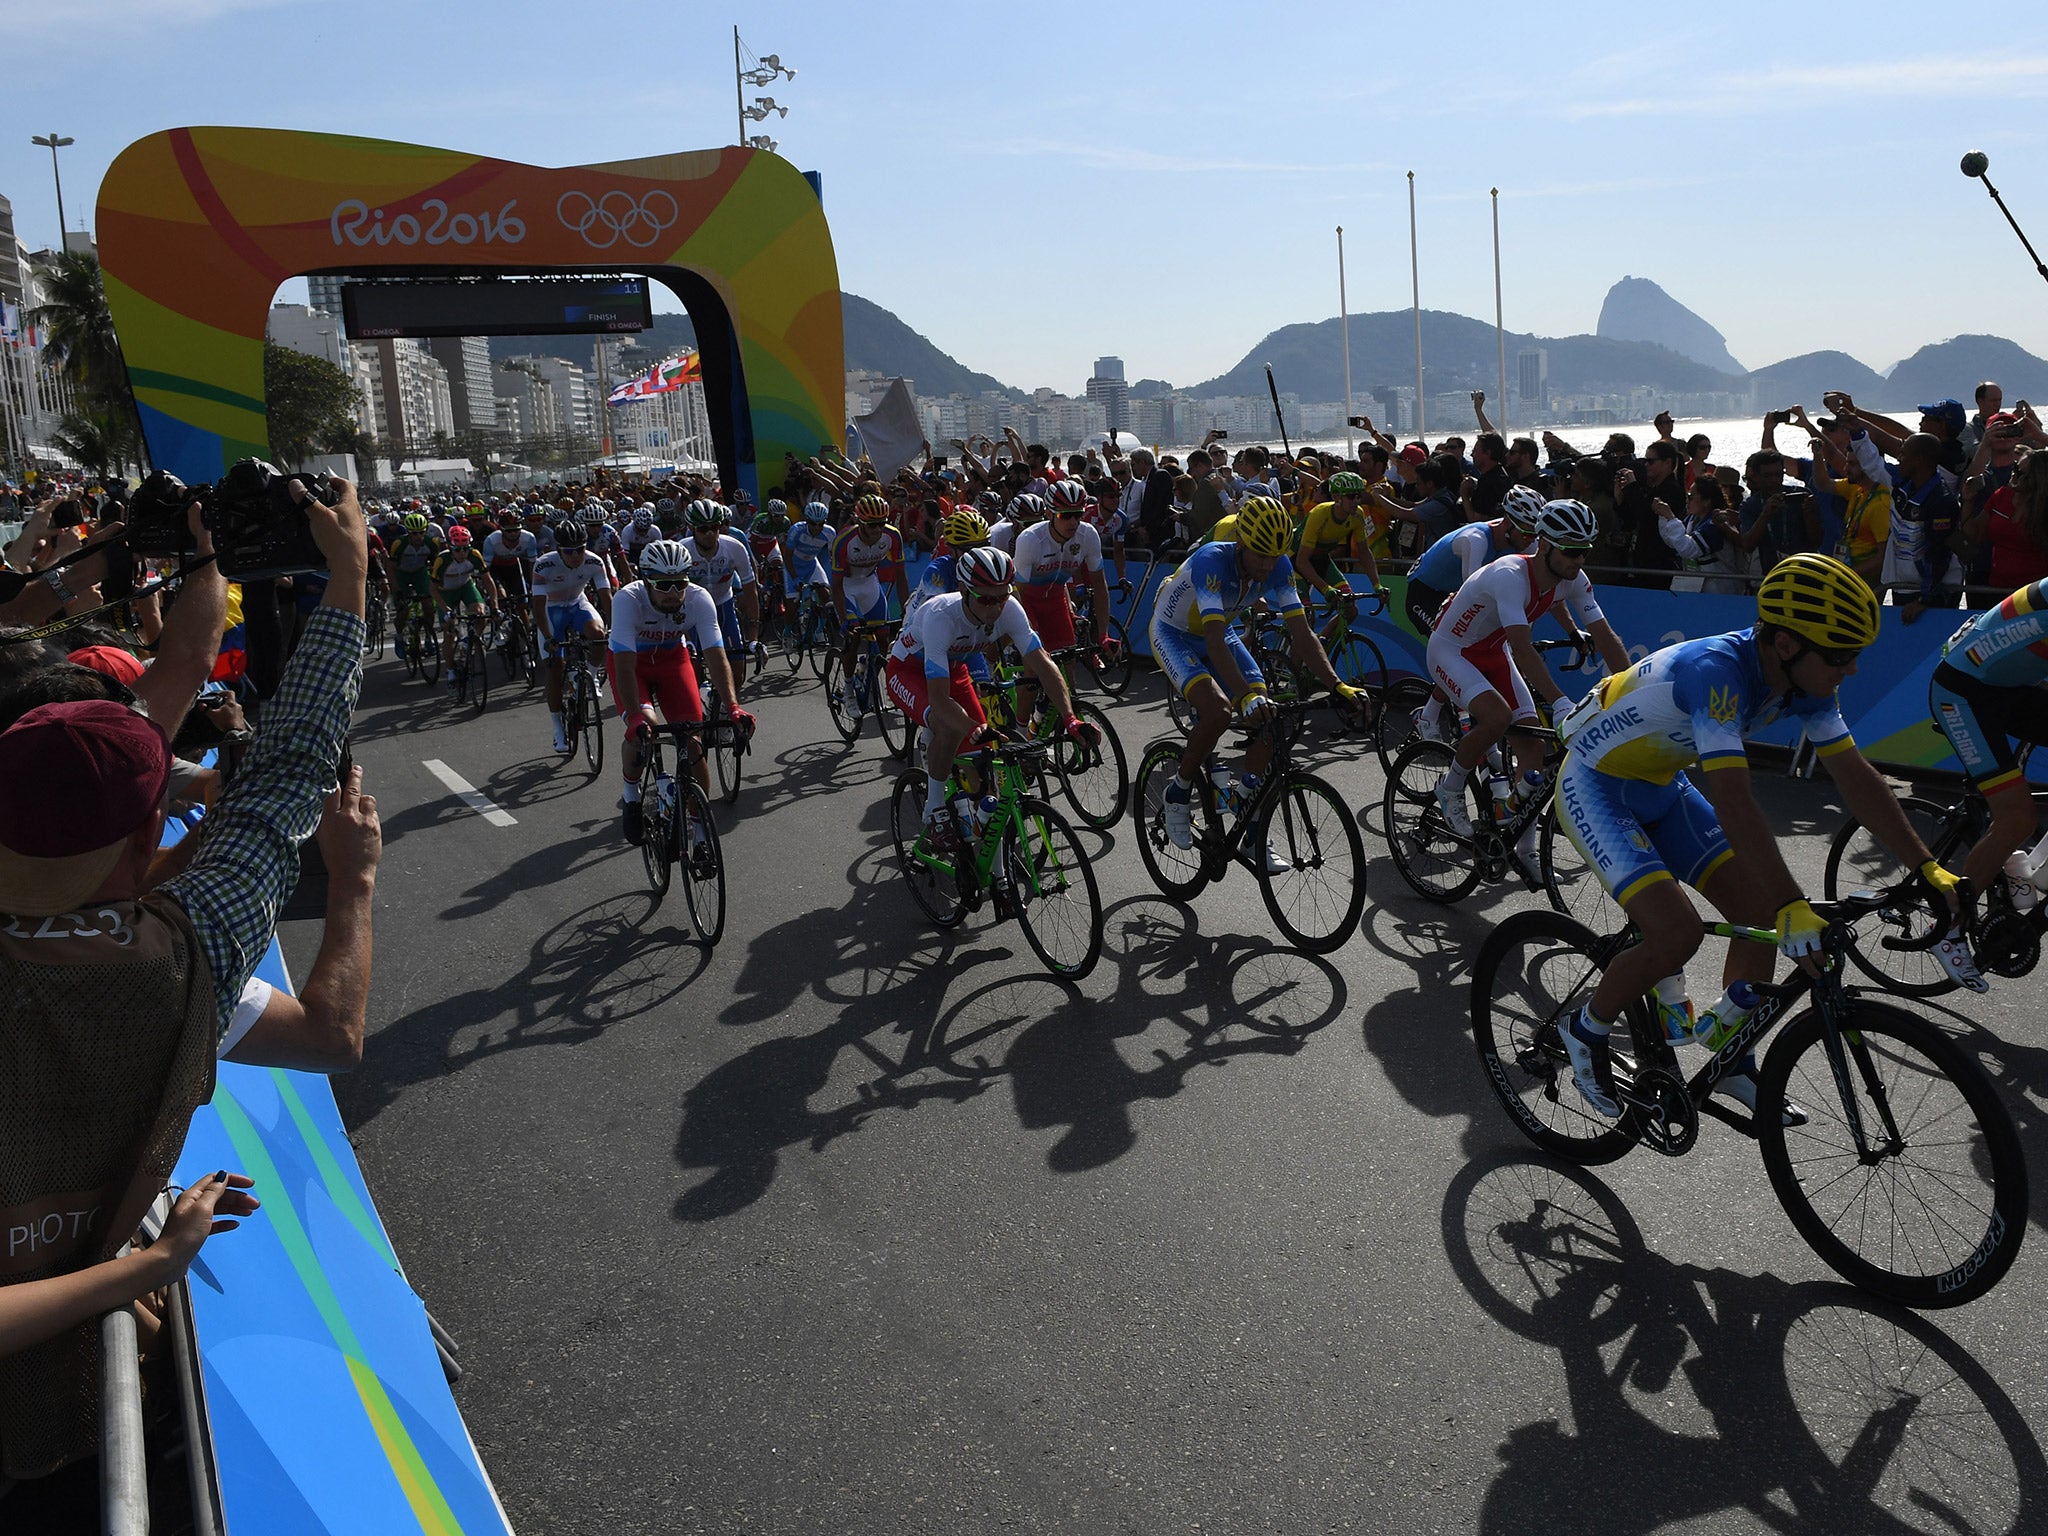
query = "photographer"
xmin=0 ymin=478 xmax=372 ymax=1483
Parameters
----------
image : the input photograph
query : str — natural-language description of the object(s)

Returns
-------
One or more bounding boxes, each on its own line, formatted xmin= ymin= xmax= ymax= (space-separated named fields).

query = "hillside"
xmin=1885 ymin=335 xmax=2048 ymax=411
xmin=1597 ymin=276 xmax=1745 ymax=375
xmin=1748 ymin=351 xmax=1889 ymax=411
xmin=1193 ymin=309 xmax=1747 ymax=401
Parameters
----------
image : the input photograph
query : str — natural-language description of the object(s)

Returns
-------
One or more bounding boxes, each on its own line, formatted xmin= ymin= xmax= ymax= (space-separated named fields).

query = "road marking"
xmin=421 ymin=759 xmax=518 ymax=827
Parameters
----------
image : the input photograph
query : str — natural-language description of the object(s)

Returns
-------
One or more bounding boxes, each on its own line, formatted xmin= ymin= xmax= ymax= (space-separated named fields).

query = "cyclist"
xmin=1928 ymin=576 xmax=2048 ymax=908
xmin=746 ymin=497 xmax=792 ymax=662
xmin=531 ymin=520 xmax=616 ymax=754
xmin=1149 ymin=496 xmax=1366 ymax=867
xmin=989 ymin=492 xmax=1045 ymax=556
xmin=1410 ymin=485 xmax=1547 ymax=741
xmin=482 ymin=508 xmax=538 ymax=613
xmin=389 ymin=512 xmax=442 ymax=661
xmin=1554 ymin=552 xmax=1976 ymax=1120
xmin=622 ymin=502 xmax=663 ymax=566
xmin=429 ymin=525 xmax=498 ymax=685
xmin=885 ymin=546 xmax=1092 ymax=852
xmin=831 ymin=492 xmax=909 ymax=675
xmin=1294 ymin=470 xmax=1391 ymax=640
xmin=781 ymin=500 xmax=838 ymax=641
xmin=1427 ymin=499 xmax=1630 ymax=870
xmin=684 ymin=500 xmax=762 ymax=685
xmin=521 ymin=502 xmax=558 ymax=557
xmin=612 ymin=540 xmax=754 ymax=846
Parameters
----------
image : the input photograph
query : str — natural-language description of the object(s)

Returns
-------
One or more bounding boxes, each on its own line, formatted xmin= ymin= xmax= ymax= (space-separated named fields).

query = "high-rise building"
xmin=510 ymin=355 xmax=596 ymax=440
xmin=426 ymin=336 xmax=499 ymax=437
xmin=1517 ymin=348 xmax=1548 ymax=415
xmin=361 ymin=337 xmax=456 ymax=448
xmin=1093 ymin=356 xmax=1125 ymax=383
xmin=268 ymin=303 xmax=346 ymax=368
xmin=306 ymin=274 xmax=352 ymax=319
xmin=0 ymin=194 xmax=20 ymax=311
xmin=1085 ymin=363 xmax=1129 ymax=436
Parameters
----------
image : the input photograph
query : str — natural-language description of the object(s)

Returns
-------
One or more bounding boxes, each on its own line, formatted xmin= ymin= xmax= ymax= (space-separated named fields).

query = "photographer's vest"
xmin=0 ymin=894 xmax=217 ymax=1480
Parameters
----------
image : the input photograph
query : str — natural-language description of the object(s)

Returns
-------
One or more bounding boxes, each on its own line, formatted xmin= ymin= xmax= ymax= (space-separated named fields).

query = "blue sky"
xmin=6 ymin=0 xmax=2048 ymax=394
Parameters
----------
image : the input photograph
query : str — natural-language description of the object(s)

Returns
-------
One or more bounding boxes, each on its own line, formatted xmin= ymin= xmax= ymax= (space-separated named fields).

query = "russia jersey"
xmin=1013 ymin=521 xmax=1103 ymax=588
xmin=610 ymin=580 xmax=723 ymax=655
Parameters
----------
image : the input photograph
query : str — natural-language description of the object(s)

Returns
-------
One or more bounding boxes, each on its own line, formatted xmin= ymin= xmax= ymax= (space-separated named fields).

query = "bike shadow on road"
xmin=1914 ymin=995 xmax=2048 ymax=1237
xmin=1442 ymin=1147 xmax=2048 ymax=1536
xmin=333 ymin=887 xmax=709 ymax=1130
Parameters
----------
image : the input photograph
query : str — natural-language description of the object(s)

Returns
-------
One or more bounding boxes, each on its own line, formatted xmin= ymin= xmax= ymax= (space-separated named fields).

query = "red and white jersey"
xmin=684 ymin=532 xmax=757 ymax=602
xmin=1433 ymin=553 xmax=1604 ymax=661
xmin=832 ymin=524 xmax=904 ymax=586
xmin=1013 ymin=521 xmax=1103 ymax=589
xmin=609 ymin=580 xmax=724 ymax=655
xmin=890 ymin=590 xmax=1042 ymax=677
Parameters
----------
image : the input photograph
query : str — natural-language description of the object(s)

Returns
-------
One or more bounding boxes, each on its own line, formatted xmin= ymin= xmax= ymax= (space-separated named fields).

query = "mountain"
xmin=1597 ymin=276 xmax=1745 ymax=375
xmin=1885 ymin=335 xmax=2048 ymax=412
xmin=1748 ymin=351 xmax=1888 ymax=412
xmin=1192 ymin=309 xmax=1747 ymax=403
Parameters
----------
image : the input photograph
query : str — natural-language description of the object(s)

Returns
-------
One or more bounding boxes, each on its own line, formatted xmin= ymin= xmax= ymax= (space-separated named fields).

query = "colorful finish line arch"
xmin=97 ymin=128 xmax=844 ymax=493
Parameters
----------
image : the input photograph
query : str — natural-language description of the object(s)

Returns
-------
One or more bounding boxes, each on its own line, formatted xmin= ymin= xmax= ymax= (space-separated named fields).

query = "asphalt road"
xmin=281 ymin=637 xmax=2048 ymax=1535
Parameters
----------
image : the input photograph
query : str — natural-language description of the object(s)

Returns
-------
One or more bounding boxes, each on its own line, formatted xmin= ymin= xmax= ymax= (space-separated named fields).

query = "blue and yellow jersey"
xmin=1941 ymin=580 xmax=2048 ymax=689
xmin=1563 ymin=628 xmax=1853 ymax=784
xmin=1152 ymin=540 xmax=1302 ymax=637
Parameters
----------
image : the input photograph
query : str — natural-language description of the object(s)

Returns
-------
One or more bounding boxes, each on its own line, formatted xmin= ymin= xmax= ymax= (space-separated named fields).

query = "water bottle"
xmin=1209 ymin=762 xmax=1237 ymax=817
xmin=1698 ymin=980 xmax=1764 ymax=1053
xmin=976 ymin=794 xmax=1000 ymax=830
xmin=656 ymin=774 xmax=678 ymax=820
xmin=1513 ymin=769 xmax=1545 ymax=809
xmin=2003 ymin=833 xmax=2048 ymax=913
xmin=1653 ymin=975 xmax=1695 ymax=1046
xmin=950 ymin=791 xmax=978 ymax=840
xmin=1485 ymin=771 xmax=1514 ymax=824
xmin=1236 ymin=772 xmax=1262 ymax=816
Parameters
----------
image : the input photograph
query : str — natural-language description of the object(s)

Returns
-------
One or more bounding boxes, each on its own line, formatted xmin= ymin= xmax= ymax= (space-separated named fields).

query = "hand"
xmin=1331 ymin=680 xmax=1364 ymax=710
xmin=1240 ymin=692 xmax=1277 ymax=725
xmin=1471 ymin=391 xmax=1485 ymax=408
xmin=315 ymin=762 xmax=381 ymax=885
xmin=303 ymin=477 xmax=368 ymax=575
xmin=1098 ymin=636 xmax=1122 ymax=661
xmin=149 ymin=1172 xmax=260 ymax=1282
xmin=729 ymin=705 xmax=757 ymax=738
xmin=1060 ymin=712 xmax=1099 ymax=750
xmin=1916 ymin=859 xmax=1966 ymax=920
xmin=1614 ymin=467 xmax=1635 ymax=491
xmin=1901 ymin=600 xmax=1924 ymax=625
xmin=1776 ymin=898 xmax=1828 ymax=972
xmin=202 ymin=692 xmax=247 ymax=736
xmin=1653 ymin=498 xmax=1676 ymax=522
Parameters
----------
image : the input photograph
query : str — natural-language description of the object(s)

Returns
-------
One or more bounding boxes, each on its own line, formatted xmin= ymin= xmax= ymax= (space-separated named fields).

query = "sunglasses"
xmin=967 ymin=586 xmax=1011 ymax=605
xmin=1807 ymin=643 xmax=1861 ymax=668
xmin=647 ymin=578 xmax=690 ymax=592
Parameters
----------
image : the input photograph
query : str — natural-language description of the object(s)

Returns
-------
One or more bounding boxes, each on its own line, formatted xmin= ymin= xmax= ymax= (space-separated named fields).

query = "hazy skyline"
xmin=5 ymin=0 xmax=2047 ymax=394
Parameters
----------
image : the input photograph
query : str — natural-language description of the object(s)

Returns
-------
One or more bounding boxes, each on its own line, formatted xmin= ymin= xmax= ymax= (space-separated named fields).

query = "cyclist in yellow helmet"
xmin=1550 ymin=551 xmax=1977 ymax=1121
xmin=1148 ymin=496 xmax=1364 ymax=867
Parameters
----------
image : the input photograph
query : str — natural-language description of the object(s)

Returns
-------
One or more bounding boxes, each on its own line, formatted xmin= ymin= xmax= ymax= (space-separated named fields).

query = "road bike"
xmin=1469 ymin=891 xmax=2027 ymax=1308
xmin=823 ymin=619 xmax=915 ymax=759
xmin=1070 ymin=579 xmax=1135 ymax=697
xmin=557 ymin=634 xmax=607 ymax=773
xmin=889 ymin=733 xmax=1103 ymax=978
xmin=691 ymin=653 xmax=752 ymax=805
xmin=495 ymin=602 xmax=538 ymax=686
xmin=364 ymin=585 xmax=386 ymax=660
xmin=447 ymin=606 xmax=491 ymax=715
xmin=398 ymin=594 xmax=436 ymax=681
xmin=1133 ymin=695 xmax=1369 ymax=955
xmin=1822 ymin=744 xmax=2042 ymax=994
xmin=634 ymin=719 xmax=730 ymax=945
xmin=781 ymin=583 xmax=836 ymax=677
xmin=979 ymin=650 xmax=1129 ymax=832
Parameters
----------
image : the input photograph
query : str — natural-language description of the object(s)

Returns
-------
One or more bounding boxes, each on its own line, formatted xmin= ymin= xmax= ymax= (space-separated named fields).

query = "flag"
xmin=852 ymin=377 xmax=923 ymax=481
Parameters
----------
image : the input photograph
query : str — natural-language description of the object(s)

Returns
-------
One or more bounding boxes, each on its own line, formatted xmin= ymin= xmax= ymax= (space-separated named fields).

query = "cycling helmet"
xmin=447 ymin=525 xmax=474 ymax=546
xmin=402 ymin=513 xmax=429 ymax=533
xmin=956 ymin=545 xmax=1014 ymax=595
xmin=580 ymin=504 xmax=607 ymax=525
xmin=854 ymin=492 xmax=891 ymax=525
xmin=465 ymin=502 xmax=487 ymax=518
xmin=1006 ymin=492 xmax=1047 ymax=524
xmin=1325 ymin=470 xmax=1367 ymax=497
xmin=976 ymin=490 xmax=1006 ymax=516
xmin=638 ymin=540 xmax=693 ymax=581
xmin=1532 ymin=498 xmax=1598 ymax=549
xmin=804 ymin=500 xmax=830 ymax=522
xmin=1235 ymin=495 xmax=1295 ymax=557
xmin=1757 ymin=552 xmax=1880 ymax=651
xmin=941 ymin=507 xmax=990 ymax=549
xmin=496 ymin=508 xmax=520 ymax=530
xmin=765 ymin=498 xmax=788 ymax=519
xmin=1047 ymin=480 xmax=1091 ymax=514
xmin=552 ymin=519 xmax=585 ymax=547
xmin=641 ymin=502 xmax=663 ymax=523
xmin=686 ymin=498 xmax=722 ymax=529
xmin=1501 ymin=485 xmax=1547 ymax=532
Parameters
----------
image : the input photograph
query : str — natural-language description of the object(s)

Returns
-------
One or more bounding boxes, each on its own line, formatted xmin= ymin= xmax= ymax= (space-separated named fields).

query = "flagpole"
xmin=1491 ymin=188 xmax=1507 ymax=433
xmin=1408 ymin=171 xmax=1423 ymax=438
xmin=1337 ymin=225 xmax=1353 ymax=458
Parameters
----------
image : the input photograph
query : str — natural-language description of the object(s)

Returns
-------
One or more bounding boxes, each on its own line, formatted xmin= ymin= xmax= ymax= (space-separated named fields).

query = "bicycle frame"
xmin=904 ymin=746 xmax=1049 ymax=897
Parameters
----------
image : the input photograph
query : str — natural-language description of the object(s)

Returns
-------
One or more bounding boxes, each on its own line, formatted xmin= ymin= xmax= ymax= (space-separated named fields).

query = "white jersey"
xmin=684 ymin=532 xmax=757 ymax=602
xmin=988 ymin=519 xmax=1021 ymax=555
xmin=621 ymin=520 xmax=661 ymax=560
xmin=1013 ymin=520 xmax=1103 ymax=589
xmin=609 ymin=580 xmax=724 ymax=655
xmin=1431 ymin=553 xmax=1603 ymax=662
xmin=891 ymin=590 xmax=1042 ymax=677
xmin=531 ymin=550 xmax=614 ymax=607
xmin=481 ymin=529 xmax=537 ymax=569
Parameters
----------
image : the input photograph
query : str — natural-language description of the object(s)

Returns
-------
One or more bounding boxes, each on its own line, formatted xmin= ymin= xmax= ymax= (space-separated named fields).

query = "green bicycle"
xmin=889 ymin=733 xmax=1104 ymax=978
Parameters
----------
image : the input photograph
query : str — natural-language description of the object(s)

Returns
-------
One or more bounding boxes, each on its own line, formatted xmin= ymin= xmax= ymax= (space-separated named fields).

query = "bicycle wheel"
xmin=1373 ymin=678 xmax=1434 ymax=778
xmin=1255 ymin=771 xmax=1368 ymax=955
xmin=677 ymin=778 xmax=727 ymax=945
xmin=711 ymin=723 xmax=743 ymax=805
xmin=1092 ymin=616 xmax=1134 ymax=697
xmin=1470 ymin=908 xmax=1640 ymax=1165
xmin=880 ymin=680 xmax=916 ymax=761
xmin=524 ymin=624 xmax=543 ymax=687
xmin=1133 ymin=740 xmax=1212 ymax=900
xmin=365 ymin=594 xmax=386 ymax=659
xmin=1756 ymin=999 xmax=2027 ymax=1308
xmin=1383 ymin=740 xmax=1484 ymax=902
xmin=890 ymin=771 xmax=966 ymax=927
xmin=467 ymin=632 xmax=489 ymax=715
xmin=808 ymin=607 xmax=832 ymax=679
xmin=1822 ymin=797 xmax=1965 ymax=997
xmin=578 ymin=674 xmax=605 ymax=773
xmin=403 ymin=614 xmax=426 ymax=680
xmin=640 ymin=759 xmax=672 ymax=898
xmin=1329 ymin=631 xmax=1389 ymax=691
xmin=781 ymin=611 xmax=805 ymax=672
xmin=1053 ymin=699 xmax=1129 ymax=832
xmin=822 ymin=649 xmax=864 ymax=742
xmin=1539 ymin=803 xmax=1612 ymax=929
xmin=1002 ymin=798 xmax=1103 ymax=978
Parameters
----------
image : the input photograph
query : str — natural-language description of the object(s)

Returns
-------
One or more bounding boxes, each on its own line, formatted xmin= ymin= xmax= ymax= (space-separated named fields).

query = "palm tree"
xmin=28 ymin=251 xmax=143 ymax=475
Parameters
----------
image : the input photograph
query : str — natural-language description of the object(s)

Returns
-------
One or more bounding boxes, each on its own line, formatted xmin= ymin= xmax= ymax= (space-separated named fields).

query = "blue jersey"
xmin=1941 ymin=580 xmax=2048 ymax=688
xmin=784 ymin=522 xmax=837 ymax=571
xmin=1152 ymin=541 xmax=1302 ymax=637
xmin=1562 ymin=628 xmax=1853 ymax=785
xmin=1412 ymin=521 xmax=1524 ymax=592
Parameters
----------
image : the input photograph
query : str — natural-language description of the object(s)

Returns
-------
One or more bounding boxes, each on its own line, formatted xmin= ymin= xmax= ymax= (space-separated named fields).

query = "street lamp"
xmin=29 ymin=133 xmax=74 ymax=248
xmin=733 ymin=29 xmax=795 ymax=148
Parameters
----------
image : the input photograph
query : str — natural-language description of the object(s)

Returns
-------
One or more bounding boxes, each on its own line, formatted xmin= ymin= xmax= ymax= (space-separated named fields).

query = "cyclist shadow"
xmin=1918 ymin=999 xmax=2048 ymax=1235
xmin=439 ymin=818 xmax=626 ymax=921
xmin=481 ymin=754 xmax=606 ymax=810
xmin=1445 ymin=1148 xmax=2048 ymax=1536
xmin=334 ymin=890 xmax=708 ymax=1130
xmin=738 ymin=738 xmax=900 ymax=820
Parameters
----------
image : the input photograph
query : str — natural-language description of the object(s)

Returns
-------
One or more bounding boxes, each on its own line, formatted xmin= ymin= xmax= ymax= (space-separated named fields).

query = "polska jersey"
xmin=1561 ymin=628 xmax=1853 ymax=785
xmin=1152 ymin=540 xmax=1301 ymax=637
xmin=1942 ymin=579 xmax=2048 ymax=687
xmin=1433 ymin=554 xmax=1604 ymax=660
xmin=1013 ymin=521 xmax=1104 ymax=589
xmin=891 ymin=590 xmax=1042 ymax=677
xmin=685 ymin=532 xmax=757 ymax=602
xmin=531 ymin=550 xmax=614 ymax=606
xmin=609 ymin=580 xmax=724 ymax=656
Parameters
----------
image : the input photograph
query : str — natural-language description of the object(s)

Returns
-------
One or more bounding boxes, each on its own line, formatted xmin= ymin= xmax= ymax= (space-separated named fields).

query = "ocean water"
xmin=1283 ymin=415 xmax=1804 ymax=464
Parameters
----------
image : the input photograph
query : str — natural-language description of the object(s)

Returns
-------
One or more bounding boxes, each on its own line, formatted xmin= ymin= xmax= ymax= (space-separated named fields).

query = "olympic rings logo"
xmin=556 ymin=189 xmax=680 ymax=250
